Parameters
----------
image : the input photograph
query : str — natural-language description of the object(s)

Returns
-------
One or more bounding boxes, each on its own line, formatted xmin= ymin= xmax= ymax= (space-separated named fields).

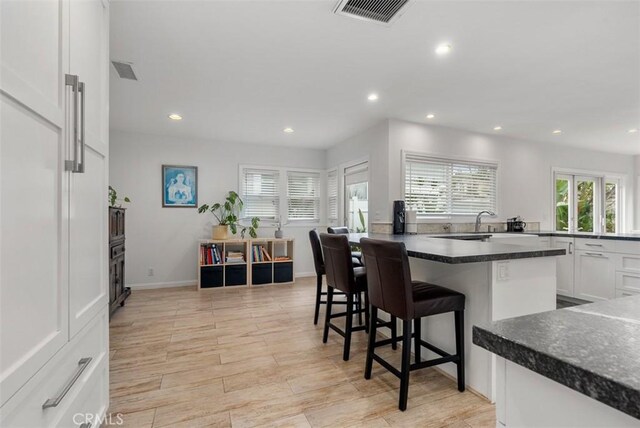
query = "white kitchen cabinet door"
xmin=552 ymin=237 xmax=575 ymax=297
xmin=68 ymin=0 xmax=110 ymax=337
xmin=574 ymin=250 xmax=616 ymax=302
xmin=0 ymin=0 xmax=70 ymax=405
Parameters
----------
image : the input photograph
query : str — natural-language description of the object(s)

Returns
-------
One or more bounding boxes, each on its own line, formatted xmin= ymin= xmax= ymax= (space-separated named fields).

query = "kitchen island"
xmin=473 ymin=295 xmax=640 ymax=427
xmin=347 ymin=233 xmax=565 ymax=401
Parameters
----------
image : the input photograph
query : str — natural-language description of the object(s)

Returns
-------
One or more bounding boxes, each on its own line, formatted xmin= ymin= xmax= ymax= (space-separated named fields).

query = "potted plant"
xmin=108 ymin=185 xmax=131 ymax=207
xmin=198 ymin=191 xmax=260 ymax=240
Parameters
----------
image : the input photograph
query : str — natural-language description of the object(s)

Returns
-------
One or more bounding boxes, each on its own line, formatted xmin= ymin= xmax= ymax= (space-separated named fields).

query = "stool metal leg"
xmin=391 ymin=315 xmax=398 ymax=350
xmin=455 ymin=310 xmax=465 ymax=392
xmin=322 ymin=286 xmax=334 ymax=343
xmin=343 ymin=293 xmax=354 ymax=361
xmin=413 ymin=318 xmax=421 ymax=363
xmin=399 ymin=319 xmax=412 ymax=411
xmin=364 ymin=306 xmax=378 ymax=379
xmin=313 ymin=274 xmax=323 ymax=325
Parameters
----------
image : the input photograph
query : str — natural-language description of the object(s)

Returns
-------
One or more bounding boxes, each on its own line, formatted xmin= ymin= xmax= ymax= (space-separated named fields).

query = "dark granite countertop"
xmin=347 ymin=233 xmax=565 ymax=264
xmin=532 ymin=231 xmax=640 ymax=241
xmin=473 ymin=295 xmax=640 ymax=419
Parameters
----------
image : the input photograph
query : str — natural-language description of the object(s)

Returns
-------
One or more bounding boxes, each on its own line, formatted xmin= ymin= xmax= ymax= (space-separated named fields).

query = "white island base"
xmin=405 ymin=256 xmax=557 ymax=401
xmin=495 ymin=358 xmax=639 ymax=427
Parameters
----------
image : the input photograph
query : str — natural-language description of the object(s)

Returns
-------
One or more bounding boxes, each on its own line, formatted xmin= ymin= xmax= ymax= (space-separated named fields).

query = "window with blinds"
xmin=287 ymin=171 xmax=320 ymax=222
xmin=327 ymin=170 xmax=338 ymax=221
xmin=241 ymin=168 xmax=280 ymax=219
xmin=404 ymin=154 xmax=497 ymax=216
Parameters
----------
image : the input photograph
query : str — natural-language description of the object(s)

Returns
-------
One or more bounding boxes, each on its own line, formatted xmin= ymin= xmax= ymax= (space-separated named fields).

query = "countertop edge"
xmin=472 ymin=325 xmax=640 ymax=419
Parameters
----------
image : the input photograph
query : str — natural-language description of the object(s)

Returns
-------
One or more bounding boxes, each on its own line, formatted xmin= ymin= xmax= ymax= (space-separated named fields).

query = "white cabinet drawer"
xmin=616 ymin=288 xmax=640 ymax=298
xmin=574 ymin=238 xmax=615 ymax=253
xmin=615 ymin=252 xmax=640 ymax=273
xmin=616 ymin=272 xmax=640 ymax=294
xmin=59 ymin=358 xmax=108 ymax=428
xmin=615 ymin=241 xmax=640 ymax=257
xmin=0 ymin=307 xmax=108 ymax=428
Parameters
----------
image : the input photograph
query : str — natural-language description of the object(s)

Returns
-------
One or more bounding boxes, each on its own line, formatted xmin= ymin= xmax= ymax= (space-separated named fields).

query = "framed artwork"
xmin=162 ymin=165 xmax=198 ymax=207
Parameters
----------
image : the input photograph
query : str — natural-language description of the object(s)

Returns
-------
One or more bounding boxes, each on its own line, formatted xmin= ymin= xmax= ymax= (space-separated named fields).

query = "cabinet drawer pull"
xmin=585 ymin=252 xmax=605 ymax=257
xmin=42 ymin=357 xmax=92 ymax=409
xmin=585 ymin=243 xmax=603 ymax=247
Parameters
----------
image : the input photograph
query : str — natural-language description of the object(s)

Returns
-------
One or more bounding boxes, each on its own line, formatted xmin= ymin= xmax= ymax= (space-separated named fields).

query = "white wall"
xmin=325 ymin=121 xmax=389 ymax=226
xmin=635 ymin=155 xmax=640 ymax=230
xmin=110 ymin=130 xmax=325 ymax=288
xmin=327 ymin=119 xmax=636 ymax=232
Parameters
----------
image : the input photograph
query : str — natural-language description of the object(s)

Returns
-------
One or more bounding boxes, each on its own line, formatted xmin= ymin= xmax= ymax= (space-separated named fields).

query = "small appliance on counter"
xmin=507 ymin=216 xmax=527 ymax=232
xmin=393 ymin=200 xmax=405 ymax=234
xmin=405 ymin=209 xmax=418 ymax=234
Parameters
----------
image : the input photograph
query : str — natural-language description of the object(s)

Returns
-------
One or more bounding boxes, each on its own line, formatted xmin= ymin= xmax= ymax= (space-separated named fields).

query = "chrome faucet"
xmin=475 ymin=210 xmax=496 ymax=233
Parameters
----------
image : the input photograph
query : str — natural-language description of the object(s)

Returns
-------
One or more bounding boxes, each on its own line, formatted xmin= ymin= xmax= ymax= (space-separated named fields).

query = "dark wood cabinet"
xmin=109 ymin=207 xmax=130 ymax=317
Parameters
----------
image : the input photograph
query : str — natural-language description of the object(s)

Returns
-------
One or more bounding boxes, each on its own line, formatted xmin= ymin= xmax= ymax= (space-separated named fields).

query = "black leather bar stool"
xmin=360 ymin=238 xmax=466 ymax=411
xmin=309 ymin=229 xmax=347 ymax=325
xmin=319 ymin=233 xmax=369 ymax=361
xmin=327 ymin=227 xmax=363 ymax=265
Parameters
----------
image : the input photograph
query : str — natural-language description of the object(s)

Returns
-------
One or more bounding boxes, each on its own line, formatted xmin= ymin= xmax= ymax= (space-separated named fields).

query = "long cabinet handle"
xmin=585 ymin=243 xmax=603 ymax=247
xmin=77 ymin=81 xmax=86 ymax=173
xmin=42 ymin=357 xmax=92 ymax=409
xmin=568 ymin=242 xmax=573 ymax=254
xmin=585 ymin=252 xmax=605 ymax=257
xmin=65 ymin=74 xmax=80 ymax=172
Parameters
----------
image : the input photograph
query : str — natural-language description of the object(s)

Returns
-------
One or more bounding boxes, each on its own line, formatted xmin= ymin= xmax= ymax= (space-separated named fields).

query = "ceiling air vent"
xmin=111 ymin=61 xmax=138 ymax=81
xmin=334 ymin=0 xmax=412 ymax=25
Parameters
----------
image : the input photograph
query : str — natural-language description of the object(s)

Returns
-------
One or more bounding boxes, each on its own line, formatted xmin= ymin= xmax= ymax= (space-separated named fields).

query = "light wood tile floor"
xmin=109 ymin=277 xmax=495 ymax=428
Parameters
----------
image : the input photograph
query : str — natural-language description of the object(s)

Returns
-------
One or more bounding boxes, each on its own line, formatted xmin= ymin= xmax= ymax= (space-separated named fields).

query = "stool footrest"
xmin=372 ymin=354 xmax=401 ymax=378
xmin=410 ymin=355 xmax=459 ymax=371
xmin=328 ymin=322 xmax=367 ymax=338
xmin=415 ymin=337 xmax=449 ymax=358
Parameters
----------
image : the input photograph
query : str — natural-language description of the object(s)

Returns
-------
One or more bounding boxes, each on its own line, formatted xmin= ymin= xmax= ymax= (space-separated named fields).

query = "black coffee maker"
xmin=393 ymin=200 xmax=405 ymax=234
xmin=507 ymin=216 xmax=527 ymax=232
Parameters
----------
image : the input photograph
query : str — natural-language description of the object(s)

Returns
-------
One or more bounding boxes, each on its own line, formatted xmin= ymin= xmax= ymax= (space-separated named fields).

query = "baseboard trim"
xmin=129 ymin=280 xmax=197 ymax=290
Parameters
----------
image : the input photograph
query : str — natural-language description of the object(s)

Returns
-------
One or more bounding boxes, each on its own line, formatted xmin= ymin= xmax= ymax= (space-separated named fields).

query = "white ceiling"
xmin=110 ymin=0 xmax=640 ymax=154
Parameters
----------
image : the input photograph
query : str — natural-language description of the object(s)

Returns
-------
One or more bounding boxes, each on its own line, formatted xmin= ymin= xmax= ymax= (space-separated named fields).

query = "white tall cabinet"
xmin=1 ymin=0 xmax=110 ymax=426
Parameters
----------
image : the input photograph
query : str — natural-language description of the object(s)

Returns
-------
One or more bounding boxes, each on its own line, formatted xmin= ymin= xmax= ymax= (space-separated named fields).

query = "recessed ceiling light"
xmin=168 ymin=113 xmax=182 ymax=121
xmin=435 ymin=43 xmax=452 ymax=55
xmin=493 ymin=126 xmax=502 ymax=131
xmin=283 ymin=127 xmax=294 ymax=133
xmin=367 ymin=93 xmax=379 ymax=102
xmin=426 ymin=114 xmax=435 ymax=119
xmin=629 ymin=128 xmax=638 ymax=133
xmin=552 ymin=129 xmax=562 ymax=134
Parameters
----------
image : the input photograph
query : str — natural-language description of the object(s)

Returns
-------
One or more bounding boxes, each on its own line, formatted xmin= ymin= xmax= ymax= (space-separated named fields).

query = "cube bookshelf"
xmin=197 ymin=238 xmax=294 ymax=289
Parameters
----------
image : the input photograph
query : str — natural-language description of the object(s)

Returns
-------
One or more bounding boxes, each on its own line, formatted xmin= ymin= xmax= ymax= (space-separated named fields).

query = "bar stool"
xmin=360 ymin=238 xmax=466 ymax=411
xmin=308 ymin=229 xmax=347 ymax=325
xmin=319 ymin=233 xmax=369 ymax=361
xmin=327 ymin=226 xmax=363 ymax=265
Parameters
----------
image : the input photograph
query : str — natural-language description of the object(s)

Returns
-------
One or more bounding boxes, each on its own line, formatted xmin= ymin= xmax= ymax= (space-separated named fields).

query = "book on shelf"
xmin=273 ymin=256 xmax=291 ymax=262
xmin=200 ymin=244 xmax=222 ymax=265
xmin=251 ymin=244 xmax=272 ymax=262
xmin=226 ymin=251 xmax=245 ymax=264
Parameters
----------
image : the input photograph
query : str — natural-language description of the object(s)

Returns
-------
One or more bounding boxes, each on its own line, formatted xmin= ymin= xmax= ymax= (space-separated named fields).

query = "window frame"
xmin=286 ymin=170 xmax=321 ymax=223
xmin=551 ymin=167 xmax=626 ymax=234
xmin=402 ymin=151 xmax=500 ymax=219
xmin=327 ymin=169 xmax=338 ymax=222
xmin=239 ymin=164 xmax=325 ymax=226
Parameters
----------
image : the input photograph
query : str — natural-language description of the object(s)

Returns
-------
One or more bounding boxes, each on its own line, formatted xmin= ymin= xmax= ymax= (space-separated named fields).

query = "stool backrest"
xmin=308 ymin=229 xmax=325 ymax=275
xmin=320 ymin=233 xmax=356 ymax=293
xmin=327 ymin=226 xmax=349 ymax=234
xmin=360 ymin=238 xmax=413 ymax=319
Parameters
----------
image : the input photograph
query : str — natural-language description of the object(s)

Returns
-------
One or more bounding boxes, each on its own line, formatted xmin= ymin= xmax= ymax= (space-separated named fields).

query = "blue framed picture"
xmin=162 ymin=165 xmax=198 ymax=207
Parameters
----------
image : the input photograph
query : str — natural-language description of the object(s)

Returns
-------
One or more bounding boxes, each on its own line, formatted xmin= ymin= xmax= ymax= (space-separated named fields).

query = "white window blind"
xmin=327 ymin=170 xmax=338 ymax=221
xmin=241 ymin=168 xmax=280 ymax=219
xmin=287 ymin=171 xmax=320 ymax=221
xmin=404 ymin=154 xmax=497 ymax=216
